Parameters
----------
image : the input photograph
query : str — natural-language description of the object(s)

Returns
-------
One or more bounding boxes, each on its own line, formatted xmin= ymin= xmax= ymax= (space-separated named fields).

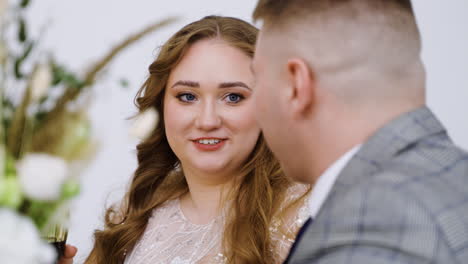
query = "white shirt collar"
xmin=308 ymin=145 xmax=361 ymax=218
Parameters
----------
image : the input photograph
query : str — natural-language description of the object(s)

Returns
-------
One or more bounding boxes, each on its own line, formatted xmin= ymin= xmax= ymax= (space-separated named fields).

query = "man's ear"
xmin=286 ymin=58 xmax=315 ymax=117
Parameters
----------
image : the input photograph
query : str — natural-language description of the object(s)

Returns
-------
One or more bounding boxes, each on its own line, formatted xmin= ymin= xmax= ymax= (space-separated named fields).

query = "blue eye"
xmin=177 ymin=93 xmax=197 ymax=102
xmin=225 ymin=93 xmax=244 ymax=103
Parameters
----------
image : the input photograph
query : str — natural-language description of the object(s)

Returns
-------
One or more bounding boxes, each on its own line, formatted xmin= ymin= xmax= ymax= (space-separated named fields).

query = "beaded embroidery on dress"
xmin=124 ymin=184 xmax=310 ymax=264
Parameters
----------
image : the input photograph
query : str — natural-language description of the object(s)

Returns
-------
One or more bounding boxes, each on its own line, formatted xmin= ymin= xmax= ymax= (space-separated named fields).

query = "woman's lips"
xmin=192 ymin=138 xmax=227 ymax=151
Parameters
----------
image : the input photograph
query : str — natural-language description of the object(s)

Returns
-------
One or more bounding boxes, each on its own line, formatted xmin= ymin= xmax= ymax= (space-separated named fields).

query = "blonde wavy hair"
xmin=86 ymin=16 xmax=306 ymax=264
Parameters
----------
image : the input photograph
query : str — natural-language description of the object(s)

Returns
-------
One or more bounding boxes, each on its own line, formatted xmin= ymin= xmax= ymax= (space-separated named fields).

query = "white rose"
xmin=0 ymin=208 xmax=56 ymax=264
xmin=30 ymin=64 xmax=52 ymax=102
xmin=17 ymin=153 xmax=68 ymax=201
xmin=129 ymin=107 xmax=159 ymax=140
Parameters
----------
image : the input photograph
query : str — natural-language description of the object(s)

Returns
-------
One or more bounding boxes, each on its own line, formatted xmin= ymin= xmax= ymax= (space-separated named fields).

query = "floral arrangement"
xmin=0 ymin=0 xmax=173 ymax=262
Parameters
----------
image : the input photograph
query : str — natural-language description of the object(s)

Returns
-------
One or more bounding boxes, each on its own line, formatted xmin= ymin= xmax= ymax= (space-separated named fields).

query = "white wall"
xmin=27 ymin=1 xmax=468 ymax=262
xmin=413 ymin=1 xmax=468 ymax=149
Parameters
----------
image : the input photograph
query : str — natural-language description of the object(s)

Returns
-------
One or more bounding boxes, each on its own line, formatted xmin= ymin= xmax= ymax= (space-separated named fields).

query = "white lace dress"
xmin=124 ymin=185 xmax=310 ymax=264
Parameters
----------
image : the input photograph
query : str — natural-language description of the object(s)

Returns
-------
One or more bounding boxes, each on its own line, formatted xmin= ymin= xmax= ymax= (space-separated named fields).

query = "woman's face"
xmin=164 ymin=39 xmax=259 ymax=179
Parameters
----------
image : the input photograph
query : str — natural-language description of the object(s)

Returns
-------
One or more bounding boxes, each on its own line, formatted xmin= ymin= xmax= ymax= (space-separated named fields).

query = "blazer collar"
xmin=335 ymin=106 xmax=447 ymax=186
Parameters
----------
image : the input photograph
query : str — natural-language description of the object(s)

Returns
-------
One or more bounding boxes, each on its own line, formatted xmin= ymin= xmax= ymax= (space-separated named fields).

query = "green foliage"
xmin=0 ymin=156 xmax=22 ymax=210
xmin=24 ymin=180 xmax=79 ymax=230
xmin=4 ymin=153 xmax=16 ymax=176
xmin=119 ymin=78 xmax=130 ymax=88
xmin=34 ymin=110 xmax=47 ymax=124
xmin=13 ymin=59 xmax=22 ymax=78
xmin=51 ymin=62 xmax=86 ymax=90
xmin=27 ymin=200 xmax=60 ymax=230
xmin=0 ymin=0 xmax=176 ymax=236
xmin=13 ymin=41 xmax=34 ymax=79
xmin=0 ymin=177 xmax=24 ymax=209
xmin=20 ymin=0 xmax=31 ymax=8
xmin=18 ymin=18 xmax=27 ymax=43
xmin=61 ymin=180 xmax=80 ymax=200
xmin=1 ymin=98 xmax=14 ymax=137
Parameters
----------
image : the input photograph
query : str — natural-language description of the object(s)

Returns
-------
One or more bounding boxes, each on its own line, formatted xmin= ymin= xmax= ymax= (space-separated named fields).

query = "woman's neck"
xmin=179 ymin=168 xmax=237 ymax=225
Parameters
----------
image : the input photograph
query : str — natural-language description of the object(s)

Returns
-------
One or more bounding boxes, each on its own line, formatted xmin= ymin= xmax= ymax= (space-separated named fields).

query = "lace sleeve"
xmin=270 ymin=183 xmax=311 ymax=263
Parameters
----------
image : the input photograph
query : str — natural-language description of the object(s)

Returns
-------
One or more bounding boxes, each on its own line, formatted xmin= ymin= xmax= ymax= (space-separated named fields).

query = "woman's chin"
xmin=195 ymin=164 xmax=228 ymax=174
xmin=188 ymin=160 xmax=234 ymax=176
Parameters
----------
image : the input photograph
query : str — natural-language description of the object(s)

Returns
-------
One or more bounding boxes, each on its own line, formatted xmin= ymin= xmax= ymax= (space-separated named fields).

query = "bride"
xmin=65 ymin=16 xmax=310 ymax=264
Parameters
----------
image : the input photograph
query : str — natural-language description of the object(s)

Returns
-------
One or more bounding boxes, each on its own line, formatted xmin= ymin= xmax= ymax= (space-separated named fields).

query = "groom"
xmin=251 ymin=0 xmax=468 ymax=263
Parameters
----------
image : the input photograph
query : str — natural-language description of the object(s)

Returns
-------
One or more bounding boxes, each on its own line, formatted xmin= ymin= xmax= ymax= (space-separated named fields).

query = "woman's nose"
xmin=195 ymin=101 xmax=222 ymax=131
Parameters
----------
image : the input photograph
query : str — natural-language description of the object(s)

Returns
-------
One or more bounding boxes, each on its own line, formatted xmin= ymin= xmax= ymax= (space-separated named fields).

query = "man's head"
xmin=252 ymin=0 xmax=426 ymax=183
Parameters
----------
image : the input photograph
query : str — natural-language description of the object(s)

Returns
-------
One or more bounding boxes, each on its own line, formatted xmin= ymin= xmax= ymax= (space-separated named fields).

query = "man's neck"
xmin=309 ymin=140 xmax=364 ymax=183
xmin=304 ymin=103 xmax=425 ymax=184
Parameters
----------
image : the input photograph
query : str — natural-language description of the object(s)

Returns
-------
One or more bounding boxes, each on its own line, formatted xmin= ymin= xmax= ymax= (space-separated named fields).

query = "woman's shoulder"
xmin=277 ymin=183 xmax=311 ymax=229
xmin=284 ymin=183 xmax=310 ymax=204
xmin=269 ymin=183 xmax=311 ymax=262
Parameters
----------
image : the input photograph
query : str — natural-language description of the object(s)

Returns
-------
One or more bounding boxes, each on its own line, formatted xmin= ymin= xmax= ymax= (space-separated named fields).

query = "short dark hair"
xmin=253 ymin=0 xmax=416 ymax=27
xmin=252 ymin=0 xmax=425 ymax=106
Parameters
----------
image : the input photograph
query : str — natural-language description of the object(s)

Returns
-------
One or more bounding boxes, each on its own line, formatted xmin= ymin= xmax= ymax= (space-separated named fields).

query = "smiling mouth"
xmin=196 ymin=138 xmax=223 ymax=145
xmin=192 ymin=138 xmax=227 ymax=151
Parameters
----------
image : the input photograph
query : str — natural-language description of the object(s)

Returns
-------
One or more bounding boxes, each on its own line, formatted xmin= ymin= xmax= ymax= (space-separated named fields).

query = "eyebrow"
xmin=219 ymin=82 xmax=251 ymax=90
xmin=171 ymin=80 xmax=199 ymax=88
xmin=171 ymin=80 xmax=251 ymax=90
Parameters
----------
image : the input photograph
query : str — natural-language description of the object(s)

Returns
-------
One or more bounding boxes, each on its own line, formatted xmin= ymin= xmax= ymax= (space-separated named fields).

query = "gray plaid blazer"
xmin=287 ymin=106 xmax=468 ymax=264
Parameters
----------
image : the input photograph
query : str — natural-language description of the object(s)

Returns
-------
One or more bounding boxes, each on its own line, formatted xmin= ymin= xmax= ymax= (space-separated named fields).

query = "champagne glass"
xmin=43 ymin=223 xmax=68 ymax=259
xmin=41 ymin=207 xmax=70 ymax=260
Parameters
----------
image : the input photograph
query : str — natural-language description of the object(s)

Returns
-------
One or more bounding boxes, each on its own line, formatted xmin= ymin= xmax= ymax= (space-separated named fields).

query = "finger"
xmin=58 ymin=255 xmax=73 ymax=264
xmin=63 ymin=244 xmax=78 ymax=258
xmin=58 ymin=244 xmax=78 ymax=264
xmin=58 ymin=257 xmax=73 ymax=264
xmin=58 ymin=245 xmax=77 ymax=264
